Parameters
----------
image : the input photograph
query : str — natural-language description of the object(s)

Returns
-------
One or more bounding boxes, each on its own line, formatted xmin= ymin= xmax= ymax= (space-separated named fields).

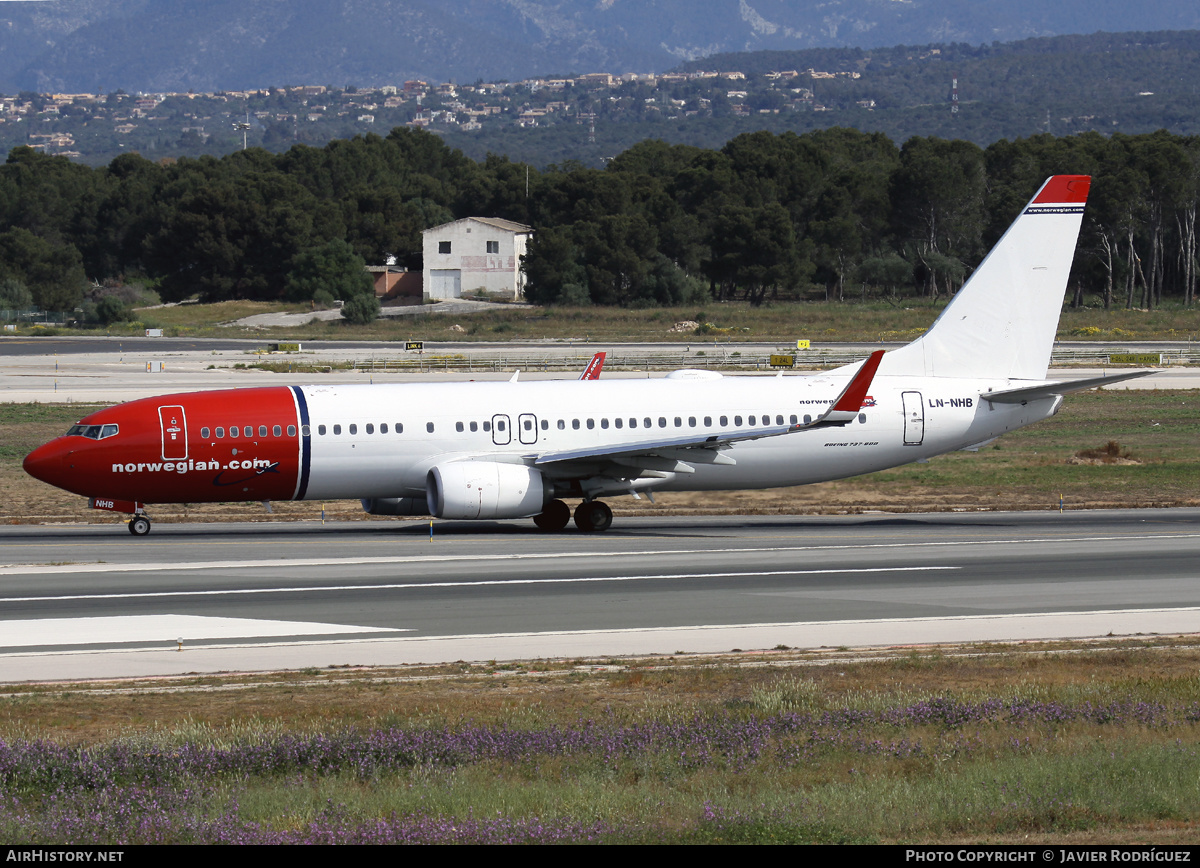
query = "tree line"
xmin=0 ymin=125 xmax=1197 ymax=318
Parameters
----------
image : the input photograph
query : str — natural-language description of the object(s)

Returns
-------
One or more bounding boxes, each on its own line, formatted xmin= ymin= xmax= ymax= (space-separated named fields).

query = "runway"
xmin=2 ymin=509 xmax=1198 ymax=682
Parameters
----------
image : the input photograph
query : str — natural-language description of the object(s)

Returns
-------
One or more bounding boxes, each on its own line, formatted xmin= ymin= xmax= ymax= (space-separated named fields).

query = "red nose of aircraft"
xmin=23 ymin=439 xmax=71 ymax=490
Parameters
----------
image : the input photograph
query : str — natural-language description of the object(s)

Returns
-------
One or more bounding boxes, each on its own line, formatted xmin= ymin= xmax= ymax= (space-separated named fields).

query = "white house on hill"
xmin=422 ymin=217 xmax=532 ymax=300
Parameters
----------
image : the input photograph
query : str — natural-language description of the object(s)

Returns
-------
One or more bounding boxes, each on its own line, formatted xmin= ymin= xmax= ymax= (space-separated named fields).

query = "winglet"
xmin=812 ymin=350 xmax=884 ymax=426
xmin=579 ymin=352 xmax=606 ymax=380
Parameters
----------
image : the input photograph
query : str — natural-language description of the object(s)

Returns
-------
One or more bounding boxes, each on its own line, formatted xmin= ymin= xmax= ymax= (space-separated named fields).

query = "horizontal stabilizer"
xmin=981 ymin=370 xmax=1155 ymax=404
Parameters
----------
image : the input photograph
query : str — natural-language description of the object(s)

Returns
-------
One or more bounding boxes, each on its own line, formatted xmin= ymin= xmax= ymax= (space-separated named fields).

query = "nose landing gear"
xmin=128 ymin=514 xmax=151 ymax=536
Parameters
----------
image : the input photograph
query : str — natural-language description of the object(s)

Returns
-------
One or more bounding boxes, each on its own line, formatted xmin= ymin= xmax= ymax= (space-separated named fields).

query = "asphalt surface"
xmin=2 ymin=509 xmax=1198 ymax=681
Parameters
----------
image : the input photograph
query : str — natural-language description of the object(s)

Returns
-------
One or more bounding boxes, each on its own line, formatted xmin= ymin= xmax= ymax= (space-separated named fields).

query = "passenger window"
xmin=470 ymin=421 xmax=478 ymax=432
xmin=790 ymin=415 xmax=797 ymax=425
xmin=258 ymin=425 xmax=267 ymax=437
xmin=497 ymin=420 xmax=506 ymax=431
xmin=557 ymin=420 xmax=565 ymax=430
xmin=201 ymin=427 xmax=210 ymax=439
xmin=587 ymin=419 xmax=595 ymax=430
xmin=273 ymin=425 xmax=282 ymax=437
xmin=674 ymin=417 xmax=682 ymax=427
xmin=749 ymin=416 xmax=756 ymax=426
xmin=859 ymin=413 xmax=867 ymax=423
xmin=366 ymin=423 xmax=374 ymax=434
xmin=720 ymin=416 xmax=728 ymax=426
xmin=396 ymin=423 xmax=404 ymax=433
xmin=658 ymin=418 xmax=666 ymax=428
xmin=456 ymin=422 xmax=464 ymax=432
xmin=483 ymin=421 xmax=491 ymax=432
xmin=613 ymin=418 xmax=621 ymax=429
xmin=319 ymin=425 xmax=327 ymax=435
xmin=704 ymin=417 xmax=711 ymax=426
xmin=381 ymin=423 xmax=389 ymax=434
xmin=523 ymin=419 xmax=533 ymax=431
xmin=628 ymin=418 xmax=636 ymax=428
xmin=540 ymin=420 xmax=548 ymax=430
xmin=776 ymin=415 xmax=784 ymax=425
xmin=735 ymin=416 xmax=743 ymax=426
xmin=643 ymin=417 xmax=651 ymax=428
xmin=804 ymin=415 xmax=812 ymax=424
xmin=333 ymin=425 xmax=341 ymax=435
xmin=216 ymin=427 xmax=225 ymax=438
xmin=688 ymin=417 xmax=696 ymax=427
xmin=427 ymin=422 xmax=435 ymax=433
xmin=288 ymin=425 xmax=297 ymax=436
xmin=572 ymin=419 xmax=579 ymax=430
xmin=349 ymin=424 xmax=357 ymax=435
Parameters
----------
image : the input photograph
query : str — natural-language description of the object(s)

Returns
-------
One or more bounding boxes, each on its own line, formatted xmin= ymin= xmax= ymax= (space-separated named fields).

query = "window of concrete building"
xmin=487 ymin=240 xmax=499 ymax=254
xmin=438 ymin=241 xmax=451 ymax=254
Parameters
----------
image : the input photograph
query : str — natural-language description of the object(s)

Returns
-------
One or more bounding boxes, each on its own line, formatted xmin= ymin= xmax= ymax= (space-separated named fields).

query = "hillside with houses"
xmin=3 ymin=31 xmax=1200 ymax=167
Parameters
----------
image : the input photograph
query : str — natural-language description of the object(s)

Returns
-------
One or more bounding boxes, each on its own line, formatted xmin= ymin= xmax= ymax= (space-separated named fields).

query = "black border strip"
xmin=290 ymin=386 xmax=312 ymax=500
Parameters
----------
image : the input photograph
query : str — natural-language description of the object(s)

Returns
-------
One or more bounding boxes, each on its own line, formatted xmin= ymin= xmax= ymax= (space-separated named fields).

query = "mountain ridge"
xmin=3 ymin=0 xmax=1200 ymax=93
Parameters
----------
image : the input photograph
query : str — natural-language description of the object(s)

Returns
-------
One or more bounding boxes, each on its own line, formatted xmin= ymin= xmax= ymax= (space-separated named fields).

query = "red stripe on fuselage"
xmin=27 ymin=387 xmax=302 ymax=504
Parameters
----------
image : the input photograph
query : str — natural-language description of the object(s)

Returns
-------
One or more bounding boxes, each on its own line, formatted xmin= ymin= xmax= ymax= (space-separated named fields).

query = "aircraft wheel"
xmin=533 ymin=499 xmax=571 ymax=531
xmin=128 ymin=515 xmax=151 ymax=536
xmin=573 ymin=500 xmax=613 ymax=533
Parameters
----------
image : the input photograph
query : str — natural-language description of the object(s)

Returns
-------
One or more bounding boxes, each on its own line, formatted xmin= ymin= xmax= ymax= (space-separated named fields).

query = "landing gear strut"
xmin=128 ymin=514 xmax=151 ymax=536
xmin=573 ymin=500 xmax=613 ymax=533
xmin=533 ymin=499 xmax=571 ymax=531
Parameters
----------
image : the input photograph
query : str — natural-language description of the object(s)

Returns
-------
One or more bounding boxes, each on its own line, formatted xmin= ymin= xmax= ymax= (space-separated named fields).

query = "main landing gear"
xmin=573 ymin=500 xmax=613 ymax=533
xmin=533 ymin=499 xmax=571 ymax=531
xmin=127 ymin=514 xmax=151 ymax=536
xmin=532 ymin=499 xmax=614 ymax=533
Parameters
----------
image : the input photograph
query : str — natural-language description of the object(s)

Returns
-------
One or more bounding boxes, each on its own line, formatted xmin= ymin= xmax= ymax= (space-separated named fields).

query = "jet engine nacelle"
xmin=426 ymin=461 xmax=549 ymax=520
xmin=360 ymin=496 xmax=428 ymax=516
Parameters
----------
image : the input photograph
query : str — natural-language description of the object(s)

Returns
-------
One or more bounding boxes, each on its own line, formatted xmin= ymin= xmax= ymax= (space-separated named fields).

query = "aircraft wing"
xmin=532 ymin=351 xmax=884 ymax=474
xmin=981 ymin=370 xmax=1155 ymax=404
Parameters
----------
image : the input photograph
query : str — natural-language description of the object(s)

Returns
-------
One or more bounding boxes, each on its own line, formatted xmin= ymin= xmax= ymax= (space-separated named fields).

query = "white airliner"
xmin=24 ymin=175 xmax=1149 ymax=534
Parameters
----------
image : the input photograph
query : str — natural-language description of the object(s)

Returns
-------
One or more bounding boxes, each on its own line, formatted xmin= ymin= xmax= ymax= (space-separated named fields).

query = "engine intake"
xmin=426 ymin=461 xmax=549 ymax=520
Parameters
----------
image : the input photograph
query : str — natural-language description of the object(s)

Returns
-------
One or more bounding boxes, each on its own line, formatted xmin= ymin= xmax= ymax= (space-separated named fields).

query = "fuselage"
xmin=23 ymin=370 xmax=1059 ymax=507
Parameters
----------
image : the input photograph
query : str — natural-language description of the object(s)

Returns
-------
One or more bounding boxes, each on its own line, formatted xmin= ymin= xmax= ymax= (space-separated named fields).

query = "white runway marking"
xmin=0 ymin=566 xmax=958 ymax=604
xmin=0 ymin=615 xmax=401 ymax=648
xmin=0 ymin=533 xmax=1196 ymax=577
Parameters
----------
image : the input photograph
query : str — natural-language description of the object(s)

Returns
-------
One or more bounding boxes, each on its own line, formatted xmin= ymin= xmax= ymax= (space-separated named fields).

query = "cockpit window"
xmin=66 ymin=424 xmax=119 ymax=440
